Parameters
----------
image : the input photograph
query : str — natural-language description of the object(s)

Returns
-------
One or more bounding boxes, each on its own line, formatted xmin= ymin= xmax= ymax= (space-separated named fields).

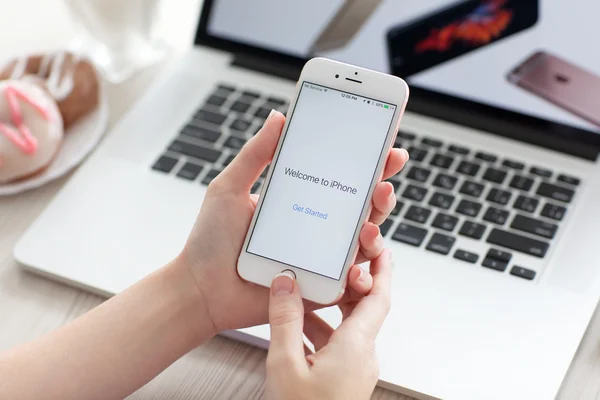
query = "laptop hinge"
xmin=231 ymin=53 xmax=302 ymax=81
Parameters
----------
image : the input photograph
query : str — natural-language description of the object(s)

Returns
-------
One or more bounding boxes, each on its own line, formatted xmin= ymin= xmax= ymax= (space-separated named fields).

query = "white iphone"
xmin=237 ymin=58 xmax=409 ymax=304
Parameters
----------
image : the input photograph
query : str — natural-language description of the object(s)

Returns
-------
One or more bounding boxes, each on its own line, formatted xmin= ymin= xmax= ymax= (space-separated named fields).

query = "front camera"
xmin=335 ymin=74 xmax=339 ymax=78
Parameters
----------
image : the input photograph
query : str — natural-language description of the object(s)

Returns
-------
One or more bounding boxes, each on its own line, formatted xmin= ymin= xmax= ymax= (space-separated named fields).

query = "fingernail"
xmin=401 ymin=148 xmax=410 ymax=161
xmin=262 ymin=109 xmax=277 ymax=128
xmin=357 ymin=267 xmax=365 ymax=283
xmin=272 ymin=270 xmax=295 ymax=296
xmin=388 ymin=185 xmax=396 ymax=199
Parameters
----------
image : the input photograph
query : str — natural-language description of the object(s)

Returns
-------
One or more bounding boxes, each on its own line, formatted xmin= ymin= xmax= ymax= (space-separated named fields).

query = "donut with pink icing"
xmin=0 ymin=80 xmax=63 ymax=184
xmin=1 ymin=52 xmax=99 ymax=130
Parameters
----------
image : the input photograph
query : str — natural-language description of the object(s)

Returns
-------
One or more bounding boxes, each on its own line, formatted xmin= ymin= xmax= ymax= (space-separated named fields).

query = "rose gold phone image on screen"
xmin=507 ymin=51 xmax=600 ymax=127
xmin=309 ymin=0 xmax=383 ymax=53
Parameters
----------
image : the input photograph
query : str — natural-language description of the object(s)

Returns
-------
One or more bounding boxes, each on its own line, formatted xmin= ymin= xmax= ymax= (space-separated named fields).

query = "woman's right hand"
xmin=265 ymin=249 xmax=393 ymax=400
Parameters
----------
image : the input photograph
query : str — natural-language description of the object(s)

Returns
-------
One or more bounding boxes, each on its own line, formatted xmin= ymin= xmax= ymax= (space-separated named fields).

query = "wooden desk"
xmin=0 ymin=1 xmax=599 ymax=399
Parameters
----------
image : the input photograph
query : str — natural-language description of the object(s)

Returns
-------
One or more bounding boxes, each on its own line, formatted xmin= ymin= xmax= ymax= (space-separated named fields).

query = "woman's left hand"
xmin=177 ymin=111 xmax=408 ymax=333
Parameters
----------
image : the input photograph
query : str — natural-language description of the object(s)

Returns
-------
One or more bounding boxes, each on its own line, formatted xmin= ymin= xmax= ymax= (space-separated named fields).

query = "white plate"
xmin=0 ymin=65 xmax=109 ymax=196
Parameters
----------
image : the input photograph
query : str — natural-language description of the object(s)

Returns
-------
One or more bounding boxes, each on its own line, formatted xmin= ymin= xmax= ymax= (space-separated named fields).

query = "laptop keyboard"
xmin=151 ymin=83 xmax=582 ymax=283
xmin=151 ymin=83 xmax=289 ymax=194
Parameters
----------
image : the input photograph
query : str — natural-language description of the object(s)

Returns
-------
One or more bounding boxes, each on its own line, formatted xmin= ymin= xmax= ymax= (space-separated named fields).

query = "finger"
xmin=368 ymin=182 xmax=396 ymax=226
xmin=216 ymin=111 xmax=285 ymax=193
xmin=332 ymin=265 xmax=372 ymax=306
xmin=303 ymin=312 xmax=334 ymax=352
xmin=347 ymin=265 xmax=373 ymax=298
xmin=300 ymin=265 xmax=372 ymax=312
xmin=339 ymin=301 xmax=359 ymax=321
xmin=267 ymin=271 xmax=307 ymax=372
xmin=250 ymin=193 xmax=259 ymax=208
xmin=382 ymin=148 xmax=409 ymax=181
xmin=344 ymin=249 xmax=393 ymax=341
xmin=358 ymin=223 xmax=384 ymax=262
xmin=304 ymin=343 xmax=313 ymax=356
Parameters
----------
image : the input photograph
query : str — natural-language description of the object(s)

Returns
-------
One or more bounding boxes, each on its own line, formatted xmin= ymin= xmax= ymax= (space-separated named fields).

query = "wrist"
xmin=166 ymin=255 xmax=218 ymax=346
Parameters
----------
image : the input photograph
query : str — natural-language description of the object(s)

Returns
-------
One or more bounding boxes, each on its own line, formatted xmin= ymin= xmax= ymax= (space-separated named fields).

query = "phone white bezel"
xmin=237 ymin=57 xmax=409 ymax=305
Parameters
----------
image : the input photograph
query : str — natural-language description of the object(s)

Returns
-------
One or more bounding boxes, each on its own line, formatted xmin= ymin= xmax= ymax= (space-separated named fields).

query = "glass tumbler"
xmin=64 ymin=0 xmax=167 ymax=83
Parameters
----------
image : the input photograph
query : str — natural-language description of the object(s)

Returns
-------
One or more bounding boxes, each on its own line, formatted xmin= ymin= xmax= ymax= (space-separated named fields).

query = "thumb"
xmin=218 ymin=110 xmax=285 ymax=193
xmin=267 ymin=271 xmax=306 ymax=370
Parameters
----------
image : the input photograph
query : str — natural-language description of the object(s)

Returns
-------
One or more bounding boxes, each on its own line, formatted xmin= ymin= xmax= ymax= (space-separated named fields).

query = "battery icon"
xmin=384 ymin=105 xmax=389 ymax=109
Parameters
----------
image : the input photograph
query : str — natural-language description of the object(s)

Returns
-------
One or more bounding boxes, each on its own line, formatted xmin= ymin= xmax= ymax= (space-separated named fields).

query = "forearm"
xmin=0 ymin=259 xmax=215 ymax=400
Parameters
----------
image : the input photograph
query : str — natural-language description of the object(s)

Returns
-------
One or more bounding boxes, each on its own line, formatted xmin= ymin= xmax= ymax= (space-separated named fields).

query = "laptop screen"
xmin=206 ymin=0 xmax=600 ymax=135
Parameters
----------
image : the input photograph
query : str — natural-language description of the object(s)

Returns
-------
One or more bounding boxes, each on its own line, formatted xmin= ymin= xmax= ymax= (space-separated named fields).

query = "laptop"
xmin=14 ymin=1 xmax=600 ymax=399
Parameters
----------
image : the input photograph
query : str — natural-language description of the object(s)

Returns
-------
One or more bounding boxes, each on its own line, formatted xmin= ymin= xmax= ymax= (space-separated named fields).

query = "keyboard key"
xmin=404 ymin=206 xmax=432 ymax=224
xmin=475 ymin=152 xmax=498 ymax=163
xmin=537 ymin=182 xmax=574 ymax=203
xmin=251 ymin=181 xmax=261 ymax=194
xmin=380 ymin=219 xmax=394 ymax=237
xmin=176 ymin=162 xmax=203 ymax=181
xmin=459 ymin=181 xmax=485 ymax=198
xmin=407 ymin=146 xmax=428 ymax=162
xmin=398 ymin=130 xmax=416 ymax=140
xmin=483 ymin=207 xmax=509 ymax=225
xmin=530 ymin=166 xmax=552 ymax=178
xmin=224 ymin=136 xmax=247 ymax=150
xmin=502 ymin=159 xmax=525 ymax=170
xmin=217 ymin=83 xmax=236 ymax=93
xmin=432 ymin=213 xmax=458 ymax=232
xmin=454 ymin=249 xmax=479 ymax=264
xmin=422 ymin=137 xmax=443 ymax=148
xmin=393 ymin=137 xmax=403 ymax=149
xmin=509 ymin=175 xmax=534 ymax=192
xmin=486 ymin=249 xmax=512 ymax=262
xmin=456 ymin=199 xmax=482 ymax=218
xmin=392 ymin=223 xmax=428 ymax=246
xmin=429 ymin=192 xmax=455 ymax=210
xmin=266 ymin=96 xmax=287 ymax=105
xmin=432 ymin=173 xmax=457 ymax=190
xmin=194 ymin=108 xmax=228 ymax=126
xmin=541 ymin=203 xmax=566 ymax=221
xmin=456 ymin=161 xmax=481 ymax=177
xmin=255 ymin=107 xmax=272 ymax=120
xmin=513 ymin=195 xmax=539 ymax=213
xmin=511 ymin=266 xmax=536 ymax=280
xmin=222 ymin=154 xmax=236 ymax=167
xmin=426 ymin=233 xmax=456 ymax=255
xmin=486 ymin=188 xmax=512 ymax=206
xmin=201 ymin=169 xmax=222 ymax=185
xmin=482 ymin=167 xmax=507 ymax=184
xmin=231 ymin=101 xmax=251 ymax=113
xmin=169 ymin=140 xmax=222 ymax=163
xmin=406 ymin=166 xmax=431 ymax=183
xmin=152 ymin=155 xmax=178 ymax=173
xmin=391 ymin=201 xmax=404 ymax=216
xmin=482 ymin=257 xmax=508 ymax=272
xmin=402 ymin=185 xmax=428 ymax=202
xmin=459 ymin=221 xmax=487 ymax=240
xmin=487 ymin=229 xmax=549 ymax=258
xmin=389 ymin=179 xmax=401 ymax=194
xmin=181 ymin=125 xmax=221 ymax=143
xmin=557 ymin=174 xmax=580 ymax=186
xmin=448 ymin=144 xmax=469 ymax=155
xmin=430 ymin=154 xmax=454 ymax=169
xmin=242 ymin=90 xmax=260 ymax=99
xmin=230 ymin=118 xmax=252 ymax=133
xmin=206 ymin=94 xmax=227 ymax=107
xmin=511 ymin=215 xmax=558 ymax=239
